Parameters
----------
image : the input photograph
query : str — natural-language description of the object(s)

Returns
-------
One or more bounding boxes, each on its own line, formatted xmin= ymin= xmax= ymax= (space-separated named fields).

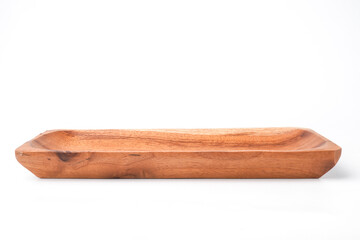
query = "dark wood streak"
xmin=313 ymin=141 xmax=327 ymax=148
xmin=32 ymin=139 xmax=49 ymax=149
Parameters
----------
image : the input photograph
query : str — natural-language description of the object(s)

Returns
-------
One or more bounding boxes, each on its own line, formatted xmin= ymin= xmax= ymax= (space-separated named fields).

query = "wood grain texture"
xmin=15 ymin=128 xmax=341 ymax=178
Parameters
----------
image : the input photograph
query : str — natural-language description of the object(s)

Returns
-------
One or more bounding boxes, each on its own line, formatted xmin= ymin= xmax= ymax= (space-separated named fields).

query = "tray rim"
xmin=16 ymin=127 xmax=342 ymax=154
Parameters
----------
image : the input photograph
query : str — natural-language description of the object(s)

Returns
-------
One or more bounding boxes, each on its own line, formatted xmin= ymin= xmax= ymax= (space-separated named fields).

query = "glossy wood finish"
xmin=15 ymin=128 xmax=341 ymax=178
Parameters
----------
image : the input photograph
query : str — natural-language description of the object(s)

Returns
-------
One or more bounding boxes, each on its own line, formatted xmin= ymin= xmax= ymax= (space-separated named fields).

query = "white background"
xmin=1 ymin=0 xmax=359 ymax=239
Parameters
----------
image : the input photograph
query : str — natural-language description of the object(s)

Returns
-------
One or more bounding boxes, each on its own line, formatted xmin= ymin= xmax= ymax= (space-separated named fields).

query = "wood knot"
xmin=55 ymin=151 xmax=78 ymax=162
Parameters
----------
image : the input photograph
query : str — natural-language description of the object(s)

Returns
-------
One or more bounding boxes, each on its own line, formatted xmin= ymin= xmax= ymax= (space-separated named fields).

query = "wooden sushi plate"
xmin=15 ymin=128 xmax=341 ymax=178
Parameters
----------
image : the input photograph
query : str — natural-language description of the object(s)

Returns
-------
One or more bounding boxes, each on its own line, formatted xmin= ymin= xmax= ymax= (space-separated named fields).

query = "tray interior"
xmin=29 ymin=128 xmax=338 ymax=152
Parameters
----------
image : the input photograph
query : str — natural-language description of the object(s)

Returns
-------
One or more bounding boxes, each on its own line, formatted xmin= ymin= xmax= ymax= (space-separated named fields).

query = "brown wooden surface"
xmin=15 ymin=128 xmax=341 ymax=178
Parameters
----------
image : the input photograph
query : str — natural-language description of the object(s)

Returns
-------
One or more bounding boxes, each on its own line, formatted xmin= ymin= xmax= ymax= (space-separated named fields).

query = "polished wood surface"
xmin=15 ymin=128 xmax=341 ymax=178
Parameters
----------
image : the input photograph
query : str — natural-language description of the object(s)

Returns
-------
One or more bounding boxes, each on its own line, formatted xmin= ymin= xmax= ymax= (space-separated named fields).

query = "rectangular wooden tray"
xmin=15 ymin=128 xmax=341 ymax=178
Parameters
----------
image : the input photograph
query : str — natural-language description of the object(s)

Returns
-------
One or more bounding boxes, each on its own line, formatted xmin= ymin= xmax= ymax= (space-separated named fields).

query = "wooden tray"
xmin=15 ymin=128 xmax=341 ymax=179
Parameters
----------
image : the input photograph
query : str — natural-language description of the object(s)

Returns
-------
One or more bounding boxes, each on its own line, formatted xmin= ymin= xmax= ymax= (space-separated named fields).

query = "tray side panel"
xmin=15 ymin=149 xmax=340 ymax=179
